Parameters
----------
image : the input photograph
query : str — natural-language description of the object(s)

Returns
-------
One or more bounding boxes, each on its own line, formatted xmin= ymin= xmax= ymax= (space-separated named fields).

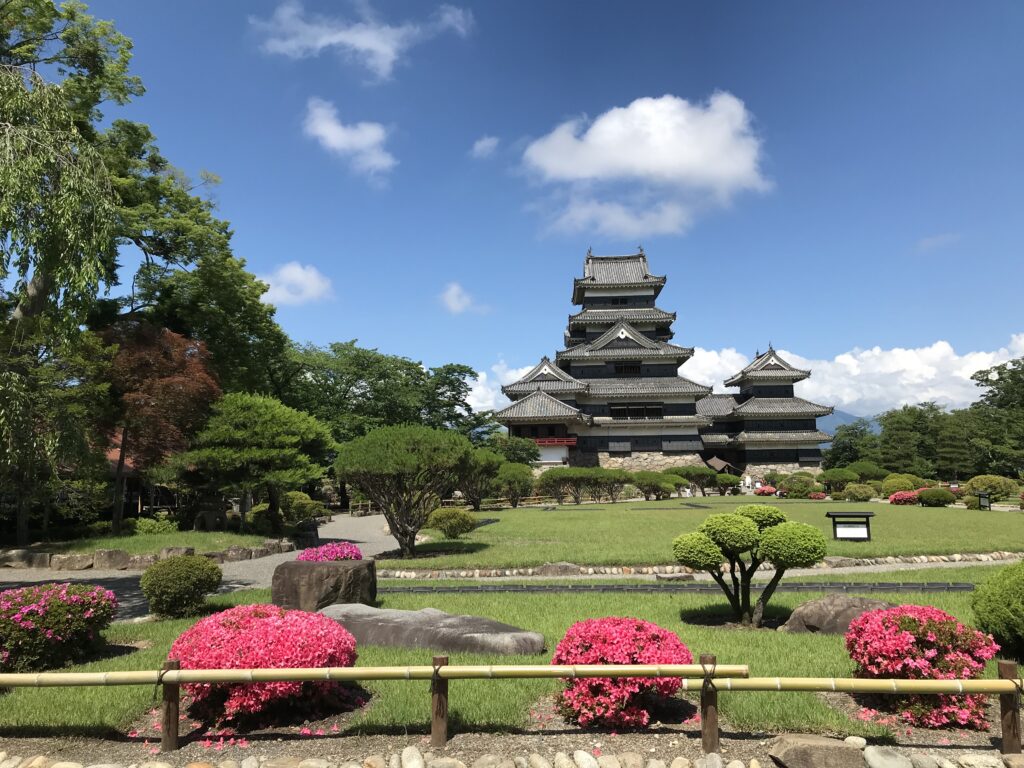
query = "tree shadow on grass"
xmin=679 ymin=600 xmax=793 ymax=629
xmin=377 ymin=541 xmax=491 ymax=560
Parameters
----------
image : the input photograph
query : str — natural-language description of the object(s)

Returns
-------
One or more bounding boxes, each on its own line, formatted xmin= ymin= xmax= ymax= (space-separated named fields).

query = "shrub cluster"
xmin=134 ymin=509 xmax=179 ymax=535
xmin=962 ymin=474 xmax=1020 ymax=502
xmin=754 ymin=485 xmax=776 ymax=496
xmin=888 ymin=490 xmax=919 ymax=505
xmin=169 ymin=604 xmax=358 ymax=721
xmin=0 ymin=583 xmax=117 ymax=672
xmin=972 ymin=561 xmax=1024 ymax=660
xmin=918 ymin=488 xmax=956 ymax=507
xmin=427 ymin=507 xmax=477 ymax=539
xmin=778 ymin=475 xmax=817 ymax=499
xmin=140 ymin=555 xmax=222 ymax=618
xmin=551 ymin=617 xmax=692 ymax=728
xmin=281 ymin=491 xmax=327 ymax=523
xmin=808 ymin=492 xmax=827 ymax=500
xmin=881 ymin=473 xmax=925 ymax=497
xmin=297 ymin=542 xmax=363 ymax=561
xmin=846 ymin=605 xmax=999 ymax=729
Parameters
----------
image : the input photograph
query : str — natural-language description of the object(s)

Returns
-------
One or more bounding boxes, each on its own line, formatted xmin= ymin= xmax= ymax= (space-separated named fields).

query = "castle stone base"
xmin=596 ymin=451 xmax=704 ymax=472
xmin=743 ymin=463 xmax=822 ymax=480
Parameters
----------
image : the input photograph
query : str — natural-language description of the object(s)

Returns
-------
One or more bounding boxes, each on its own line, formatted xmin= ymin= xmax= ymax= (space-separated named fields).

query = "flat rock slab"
xmin=50 ymin=553 xmax=94 ymax=570
xmin=768 ymin=733 xmax=864 ymax=768
xmin=320 ymin=603 xmax=545 ymax=655
xmin=93 ymin=549 xmax=130 ymax=570
xmin=273 ymin=560 xmax=377 ymax=611
xmin=779 ymin=594 xmax=892 ymax=634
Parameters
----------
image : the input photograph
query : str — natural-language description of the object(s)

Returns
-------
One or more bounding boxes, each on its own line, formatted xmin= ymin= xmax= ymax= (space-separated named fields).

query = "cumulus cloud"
xmin=251 ymin=1 xmax=473 ymax=80
xmin=303 ymin=97 xmax=396 ymax=176
xmin=470 ymin=135 xmax=499 ymax=158
xmin=916 ymin=232 xmax=961 ymax=252
xmin=682 ymin=334 xmax=1024 ymax=415
xmin=439 ymin=282 xmax=487 ymax=314
xmin=259 ymin=261 xmax=333 ymax=306
xmin=467 ymin=360 xmax=533 ymax=412
xmin=523 ymin=92 xmax=768 ymax=237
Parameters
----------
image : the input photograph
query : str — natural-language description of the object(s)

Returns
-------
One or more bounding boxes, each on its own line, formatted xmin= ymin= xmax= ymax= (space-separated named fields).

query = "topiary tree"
xmin=818 ymin=468 xmax=858 ymax=492
xmin=845 ymin=460 xmax=890 ymax=481
xmin=779 ymin=475 xmax=816 ymax=499
xmin=587 ymin=468 xmax=631 ymax=503
xmin=664 ymin=465 xmax=717 ymax=496
xmin=972 ymin=561 xmax=1024 ymax=660
xmin=336 ymin=425 xmax=472 ymax=557
xmin=536 ymin=467 xmax=568 ymax=504
xmin=843 ymin=483 xmax=876 ymax=502
xmin=495 ymin=462 xmax=534 ymax=508
xmin=962 ymin=474 xmax=1020 ymax=502
xmin=427 ymin=507 xmax=477 ymax=539
xmin=763 ymin=470 xmax=788 ymax=487
xmin=715 ymin=473 xmax=742 ymax=496
xmin=554 ymin=467 xmax=592 ymax=504
xmin=633 ymin=471 xmax=675 ymax=501
xmin=484 ymin=433 xmax=541 ymax=465
xmin=140 ymin=555 xmax=222 ymax=618
xmin=881 ymin=473 xmax=924 ymax=497
xmin=918 ymin=488 xmax=956 ymax=507
xmin=672 ymin=506 xmax=827 ymax=626
xmin=457 ymin=448 xmax=505 ymax=511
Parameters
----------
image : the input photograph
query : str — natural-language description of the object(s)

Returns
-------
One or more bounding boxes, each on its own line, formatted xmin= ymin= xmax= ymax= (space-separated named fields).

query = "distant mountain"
xmin=819 ymin=409 xmax=878 ymax=435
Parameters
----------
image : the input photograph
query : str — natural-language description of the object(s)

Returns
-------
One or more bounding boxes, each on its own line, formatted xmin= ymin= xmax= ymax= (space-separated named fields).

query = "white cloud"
xmin=439 ymin=281 xmax=487 ymax=314
xmin=259 ymin=261 xmax=333 ymax=306
xmin=467 ymin=360 xmax=533 ymax=412
xmin=682 ymin=334 xmax=1024 ymax=415
xmin=523 ymin=92 xmax=768 ymax=237
xmin=916 ymin=232 xmax=961 ymax=252
xmin=251 ymin=1 xmax=473 ymax=80
xmin=470 ymin=135 xmax=499 ymax=158
xmin=303 ymin=97 xmax=396 ymax=176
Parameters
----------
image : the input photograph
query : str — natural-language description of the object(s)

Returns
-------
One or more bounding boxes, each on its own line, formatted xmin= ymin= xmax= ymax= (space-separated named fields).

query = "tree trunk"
xmin=10 ymin=271 xmax=52 ymax=323
xmin=396 ymin=530 xmax=417 ymax=557
xmin=338 ymin=481 xmax=350 ymax=512
xmin=267 ymin=485 xmax=283 ymax=534
xmin=112 ymin=426 xmax=129 ymax=536
xmin=16 ymin=491 xmax=30 ymax=547
xmin=751 ymin=569 xmax=787 ymax=628
xmin=239 ymin=490 xmax=252 ymax=532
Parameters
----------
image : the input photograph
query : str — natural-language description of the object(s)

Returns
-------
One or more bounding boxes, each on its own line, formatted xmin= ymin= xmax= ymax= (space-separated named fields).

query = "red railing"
xmin=534 ymin=437 xmax=577 ymax=446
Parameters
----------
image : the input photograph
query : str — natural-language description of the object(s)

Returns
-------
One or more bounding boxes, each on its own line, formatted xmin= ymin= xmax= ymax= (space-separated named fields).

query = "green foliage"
xmin=818 ymin=468 xmax=858 ymax=491
xmin=495 ymin=462 xmax=535 ymax=507
xmin=734 ymin=504 xmax=786 ymax=531
xmin=664 ymin=465 xmax=717 ymax=495
xmin=457 ymin=448 xmax=505 ymax=511
xmin=972 ymin=561 xmax=1024 ymax=660
xmin=485 ymin=434 xmax=540 ymax=465
xmin=843 ymin=483 xmax=876 ymax=502
xmin=780 ymin=475 xmax=816 ymax=499
xmin=822 ymin=419 xmax=883 ymax=469
xmin=134 ymin=510 xmax=178 ymax=535
xmin=280 ymin=490 xmax=325 ymax=523
xmin=881 ymin=473 xmax=922 ymax=497
xmin=962 ymin=474 xmax=1020 ymax=502
xmin=759 ymin=522 xmax=827 ymax=568
xmin=699 ymin=514 xmax=759 ymax=554
xmin=538 ymin=467 xmax=592 ymax=504
xmin=632 ymin=471 xmax=675 ymax=501
xmin=427 ymin=508 xmax=477 ymax=540
xmin=763 ymin=471 xmax=788 ymax=487
xmin=248 ymin=503 xmax=274 ymax=536
xmin=535 ymin=468 xmax=568 ymax=503
xmin=715 ymin=473 xmax=742 ymax=495
xmin=917 ymin=488 xmax=956 ymax=508
xmin=588 ymin=468 xmax=632 ymax=503
xmin=140 ymin=555 xmax=222 ymax=618
xmin=671 ymin=531 xmax=723 ymax=571
xmin=845 ymin=460 xmax=890 ymax=481
xmin=336 ymin=425 xmax=472 ymax=556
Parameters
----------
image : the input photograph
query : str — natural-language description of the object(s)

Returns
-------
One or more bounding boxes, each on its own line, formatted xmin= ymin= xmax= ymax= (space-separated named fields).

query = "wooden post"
xmin=160 ymin=659 xmax=180 ymax=752
xmin=999 ymin=660 xmax=1022 ymax=755
xmin=431 ymin=655 xmax=449 ymax=749
xmin=700 ymin=653 xmax=719 ymax=754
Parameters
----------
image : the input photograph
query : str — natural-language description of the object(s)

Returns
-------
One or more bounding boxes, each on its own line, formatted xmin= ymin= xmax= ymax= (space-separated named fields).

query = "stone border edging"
xmin=377 ymin=550 xmax=1024 ymax=580
xmin=0 ymin=539 xmax=295 ymax=572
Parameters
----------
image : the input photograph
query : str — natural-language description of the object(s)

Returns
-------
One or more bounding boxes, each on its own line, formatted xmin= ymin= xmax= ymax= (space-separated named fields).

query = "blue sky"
xmin=91 ymin=1 xmax=1023 ymax=415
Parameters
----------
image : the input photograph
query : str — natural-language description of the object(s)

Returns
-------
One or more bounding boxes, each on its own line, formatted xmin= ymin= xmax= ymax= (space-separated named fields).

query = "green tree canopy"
xmin=457 ymin=448 xmax=505 ymax=511
xmin=495 ymin=462 xmax=534 ymax=508
xmin=485 ymin=433 xmax=541 ymax=465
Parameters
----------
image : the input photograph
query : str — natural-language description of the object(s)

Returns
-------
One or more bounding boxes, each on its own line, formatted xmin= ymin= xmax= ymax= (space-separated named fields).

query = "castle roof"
xmin=572 ymin=252 xmax=666 ymax=303
xmin=731 ymin=430 xmax=833 ymax=444
xmin=501 ymin=357 xmax=587 ymax=397
xmin=556 ymin=319 xmax=693 ymax=362
xmin=578 ymin=376 xmax=710 ymax=397
xmin=567 ymin=307 xmax=676 ymax=327
xmin=724 ymin=347 xmax=811 ymax=387
xmin=494 ymin=390 xmax=593 ymax=424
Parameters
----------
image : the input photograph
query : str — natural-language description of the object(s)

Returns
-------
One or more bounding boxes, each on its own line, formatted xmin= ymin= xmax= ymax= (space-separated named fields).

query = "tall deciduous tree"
xmin=485 ymin=434 xmax=541 ymax=465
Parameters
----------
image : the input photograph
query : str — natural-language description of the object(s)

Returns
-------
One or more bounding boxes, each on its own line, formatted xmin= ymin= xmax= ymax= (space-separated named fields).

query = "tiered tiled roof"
xmin=732 ymin=430 xmax=833 ymax=443
xmin=501 ymin=357 xmax=587 ymax=397
xmin=567 ymin=307 xmax=676 ymax=327
xmin=580 ymin=377 xmax=710 ymax=397
xmin=724 ymin=347 xmax=810 ymax=387
xmin=696 ymin=394 xmax=739 ymax=417
xmin=732 ymin=397 xmax=833 ymax=417
xmin=556 ymin=319 xmax=693 ymax=362
xmin=494 ymin=391 xmax=593 ymax=424
xmin=572 ymin=252 xmax=666 ymax=303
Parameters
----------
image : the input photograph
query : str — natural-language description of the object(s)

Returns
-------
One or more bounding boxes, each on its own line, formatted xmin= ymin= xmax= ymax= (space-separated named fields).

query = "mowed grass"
xmin=376 ymin=497 xmax=1024 ymax=570
xmin=35 ymin=530 xmax=266 ymax=556
xmin=0 ymin=585 xmax=1000 ymax=740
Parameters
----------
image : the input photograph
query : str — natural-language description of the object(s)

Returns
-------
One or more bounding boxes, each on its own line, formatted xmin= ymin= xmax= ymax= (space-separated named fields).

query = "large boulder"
xmin=779 ymin=594 xmax=892 ymax=635
xmin=0 ymin=549 xmax=51 ymax=568
xmin=271 ymin=559 xmax=377 ymax=611
xmin=93 ymin=549 xmax=130 ymax=570
xmin=768 ymin=734 xmax=864 ymax=768
xmin=319 ymin=604 xmax=545 ymax=655
xmin=50 ymin=553 xmax=94 ymax=570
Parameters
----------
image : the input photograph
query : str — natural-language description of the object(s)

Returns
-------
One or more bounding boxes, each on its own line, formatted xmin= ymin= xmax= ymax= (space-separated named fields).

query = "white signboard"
xmin=835 ymin=522 xmax=869 ymax=540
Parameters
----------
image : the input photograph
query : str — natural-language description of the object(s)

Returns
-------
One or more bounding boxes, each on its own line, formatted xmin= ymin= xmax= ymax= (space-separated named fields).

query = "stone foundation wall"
xmin=596 ymin=451 xmax=704 ymax=471
xmin=743 ymin=462 xmax=822 ymax=480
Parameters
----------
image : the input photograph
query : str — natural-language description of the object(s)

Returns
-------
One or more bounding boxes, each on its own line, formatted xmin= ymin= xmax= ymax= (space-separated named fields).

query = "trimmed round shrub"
xmin=779 ymin=475 xmax=815 ymax=499
xmin=297 ymin=542 xmax=362 ymax=562
xmin=734 ymin=504 xmax=786 ymax=531
xmin=714 ymin=473 xmax=742 ymax=495
xmin=169 ymin=604 xmax=358 ymax=722
xmin=140 ymin=555 xmax=222 ymax=618
xmin=699 ymin=513 xmax=759 ymax=554
xmin=281 ymin=491 xmax=327 ymax=523
xmin=427 ymin=507 xmax=477 ymax=539
xmin=962 ymin=474 xmax=1021 ymax=502
xmin=551 ymin=617 xmax=692 ymax=728
xmin=754 ymin=485 xmax=776 ymax=496
xmin=842 ymin=483 xmax=874 ymax=502
xmin=759 ymin=522 xmax=827 ymax=568
xmin=972 ymin=561 xmax=1024 ymax=660
xmin=882 ymin=473 xmax=923 ymax=497
xmin=888 ymin=490 xmax=919 ymax=505
xmin=0 ymin=583 xmax=117 ymax=672
xmin=846 ymin=605 xmax=999 ymax=729
xmin=918 ymin=488 xmax=956 ymax=508
xmin=846 ymin=460 xmax=889 ymax=481
xmin=672 ymin=531 xmax=723 ymax=571
xmin=819 ymin=468 xmax=858 ymax=491
xmin=134 ymin=509 xmax=178 ymax=535
xmin=249 ymin=502 xmax=275 ymax=536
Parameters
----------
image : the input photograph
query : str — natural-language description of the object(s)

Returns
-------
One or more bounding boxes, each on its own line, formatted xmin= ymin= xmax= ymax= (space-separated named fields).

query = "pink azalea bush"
xmin=889 ymin=490 xmax=920 ymax=505
xmin=0 ymin=583 xmax=117 ymax=672
xmin=846 ymin=605 xmax=999 ymax=729
xmin=551 ymin=616 xmax=693 ymax=728
xmin=296 ymin=542 xmax=363 ymax=562
xmin=809 ymin=492 xmax=827 ymax=500
xmin=754 ymin=486 xmax=776 ymax=496
xmin=169 ymin=604 xmax=358 ymax=722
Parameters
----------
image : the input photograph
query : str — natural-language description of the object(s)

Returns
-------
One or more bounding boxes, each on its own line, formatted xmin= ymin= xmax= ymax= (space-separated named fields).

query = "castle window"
xmin=614 ymin=362 xmax=641 ymax=376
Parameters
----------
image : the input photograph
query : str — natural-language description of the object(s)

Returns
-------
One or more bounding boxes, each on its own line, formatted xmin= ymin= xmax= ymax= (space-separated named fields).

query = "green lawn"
xmin=0 ymin=585 xmax=1004 ymax=740
xmin=32 ymin=530 xmax=266 ymax=556
xmin=376 ymin=497 xmax=1024 ymax=570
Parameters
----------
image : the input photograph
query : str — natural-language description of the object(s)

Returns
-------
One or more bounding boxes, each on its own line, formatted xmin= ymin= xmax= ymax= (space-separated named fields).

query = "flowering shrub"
xmin=296 ymin=542 xmax=363 ymax=562
xmin=169 ymin=604 xmax=358 ymax=722
xmin=754 ymin=485 xmax=776 ymax=496
xmin=846 ymin=605 xmax=999 ymax=729
xmin=0 ymin=583 xmax=117 ymax=672
xmin=809 ymin=492 xmax=827 ymax=500
xmin=551 ymin=617 xmax=692 ymax=728
xmin=889 ymin=490 xmax=919 ymax=505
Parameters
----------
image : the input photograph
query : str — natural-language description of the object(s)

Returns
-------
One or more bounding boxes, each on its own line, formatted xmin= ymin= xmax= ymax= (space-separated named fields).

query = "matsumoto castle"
xmin=495 ymin=250 xmax=833 ymax=478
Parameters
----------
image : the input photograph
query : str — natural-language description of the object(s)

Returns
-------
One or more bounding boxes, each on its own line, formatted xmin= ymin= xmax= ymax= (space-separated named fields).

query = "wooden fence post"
xmin=1000 ymin=660 xmax=1022 ymax=755
xmin=160 ymin=659 xmax=180 ymax=752
xmin=700 ymin=653 xmax=719 ymax=754
xmin=431 ymin=655 xmax=449 ymax=749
